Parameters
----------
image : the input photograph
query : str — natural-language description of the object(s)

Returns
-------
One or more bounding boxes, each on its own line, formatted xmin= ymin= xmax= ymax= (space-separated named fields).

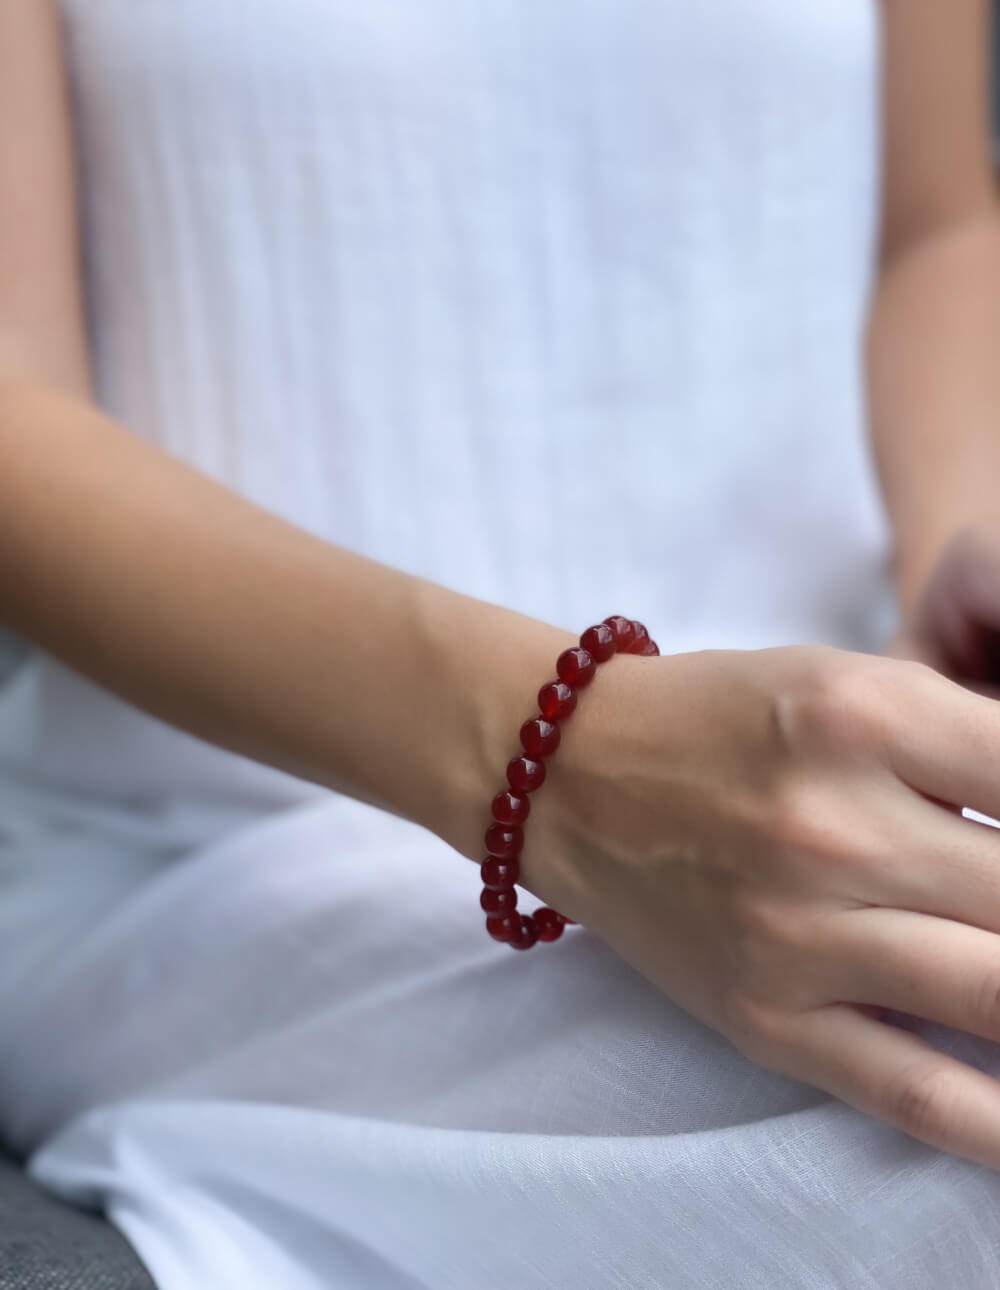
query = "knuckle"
xmin=774 ymin=654 xmax=890 ymax=753
xmin=885 ymin=655 xmax=943 ymax=706
xmin=726 ymin=898 xmax=829 ymax=1013
xmin=730 ymin=891 xmax=799 ymax=956
xmin=759 ymin=778 xmax=888 ymax=898
xmin=766 ymin=780 xmax=820 ymax=851
xmin=886 ymin=1063 xmax=961 ymax=1143
xmin=723 ymin=996 xmax=790 ymax=1068
xmin=765 ymin=779 xmax=847 ymax=865
xmin=896 ymin=656 xmax=939 ymax=688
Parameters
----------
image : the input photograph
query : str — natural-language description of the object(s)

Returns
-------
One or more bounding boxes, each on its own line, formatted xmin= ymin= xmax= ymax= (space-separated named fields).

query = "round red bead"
xmin=603 ymin=615 xmax=636 ymax=651
xmin=627 ymin=622 xmax=651 ymax=654
xmin=580 ymin=623 xmax=616 ymax=662
xmin=507 ymin=755 xmax=546 ymax=793
xmin=491 ymin=791 xmax=530 ymax=826
xmin=486 ymin=914 xmax=519 ymax=942
xmin=556 ymin=647 xmax=596 ymax=688
xmin=482 ymin=614 xmax=654 ymax=950
xmin=519 ymin=716 xmax=561 ymax=759
xmin=481 ymin=856 xmax=519 ymax=889
xmin=510 ymin=913 xmax=539 ymax=950
xmin=484 ymin=823 xmax=524 ymax=859
xmin=480 ymin=887 xmax=518 ymax=916
xmin=538 ymin=680 xmax=577 ymax=722
xmin=534 ymin=907 xmax=565 ymax=941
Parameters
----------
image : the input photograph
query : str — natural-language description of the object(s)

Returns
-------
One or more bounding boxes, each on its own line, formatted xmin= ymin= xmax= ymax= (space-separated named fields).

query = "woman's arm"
xmin=0 ymin=384 xmax=572 ymax=857
xmin=0 ymin=0 xmax=90 ymax=395
xmin=0 ymin=3 xmax=573 ymax=859
xmin=869 ymin=0 xmax=999 ymax=614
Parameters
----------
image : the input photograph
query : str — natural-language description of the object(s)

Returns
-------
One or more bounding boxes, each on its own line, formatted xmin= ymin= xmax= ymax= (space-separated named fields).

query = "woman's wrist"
xmin=491 ymin=644 xmax=667 ymax=919
xmin=463 ymin=617 xmax=661 ymax=949
xmin=429 ymin=599 xmax=671 ymax=927
xmin=413 ymin=581 xmax=575 ymax=860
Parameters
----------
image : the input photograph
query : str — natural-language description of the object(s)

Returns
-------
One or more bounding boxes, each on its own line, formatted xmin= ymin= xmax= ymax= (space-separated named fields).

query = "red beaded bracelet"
xmin=480 ymin=615 xmax=659 ymax=950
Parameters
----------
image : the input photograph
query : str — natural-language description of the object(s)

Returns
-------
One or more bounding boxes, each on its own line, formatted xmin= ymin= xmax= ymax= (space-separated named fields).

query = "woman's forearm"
xmin=867 ymin=205 xmax=1000 ymax=614
xmin=0 ymin=381 xmax=573 ymax=857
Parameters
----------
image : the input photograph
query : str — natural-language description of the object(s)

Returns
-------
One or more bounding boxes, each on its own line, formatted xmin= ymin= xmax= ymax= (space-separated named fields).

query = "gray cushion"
xmin=995 ymin=3 xmax=1000 ymax=153
xmin=0 ymin=1156 xmax=155 ymax=1290
xmin=0 ymin=631 xmax=28 ymax=688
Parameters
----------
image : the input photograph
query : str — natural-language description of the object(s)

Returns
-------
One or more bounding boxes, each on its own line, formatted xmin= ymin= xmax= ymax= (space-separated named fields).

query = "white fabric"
xmin=7 ymin=2 xmax=996 ymax=1287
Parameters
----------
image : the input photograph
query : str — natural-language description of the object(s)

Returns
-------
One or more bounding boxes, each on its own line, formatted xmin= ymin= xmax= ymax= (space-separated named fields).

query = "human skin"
xmin=3 ymin=0 xmax=1000 ymax=1169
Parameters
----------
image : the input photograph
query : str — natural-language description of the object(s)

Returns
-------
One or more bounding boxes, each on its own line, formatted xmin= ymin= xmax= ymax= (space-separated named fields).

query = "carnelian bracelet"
xmin=480 ymin=614 xmax=659 ymax=950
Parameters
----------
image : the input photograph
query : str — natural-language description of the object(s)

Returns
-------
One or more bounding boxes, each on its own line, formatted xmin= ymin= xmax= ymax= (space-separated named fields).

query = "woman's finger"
xmin=781 ymin=1002 xmax=1000 ymax=1168
xmin=861 ymin=795 xmax=1000 ymax=933
xmin=886 ymin=664 xmax=1000 ymax=821
xmin=819 ymin=905 xmax=1000 ymax=1045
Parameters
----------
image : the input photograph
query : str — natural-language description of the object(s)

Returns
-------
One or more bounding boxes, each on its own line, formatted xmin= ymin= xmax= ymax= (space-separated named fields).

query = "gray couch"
xmin=0 ymin=1153 xmax=154 ymax=1290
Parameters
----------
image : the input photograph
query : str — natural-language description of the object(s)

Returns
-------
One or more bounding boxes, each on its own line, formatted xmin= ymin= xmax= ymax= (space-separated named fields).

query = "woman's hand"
xmin=888 ymin=527 xmax=1000 ymax=698
xmin=522 ymin=643 xmax=1000 ymax=1168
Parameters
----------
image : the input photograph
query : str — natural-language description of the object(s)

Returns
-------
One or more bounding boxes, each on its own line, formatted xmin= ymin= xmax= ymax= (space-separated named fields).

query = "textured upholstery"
xmin=0 ymin=1157 xmax=154 ymax=1290
xmin=0 ymin=632 xmax=28 ymax=688
xmin=994 ymin=3 xmax=999 ymax=152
